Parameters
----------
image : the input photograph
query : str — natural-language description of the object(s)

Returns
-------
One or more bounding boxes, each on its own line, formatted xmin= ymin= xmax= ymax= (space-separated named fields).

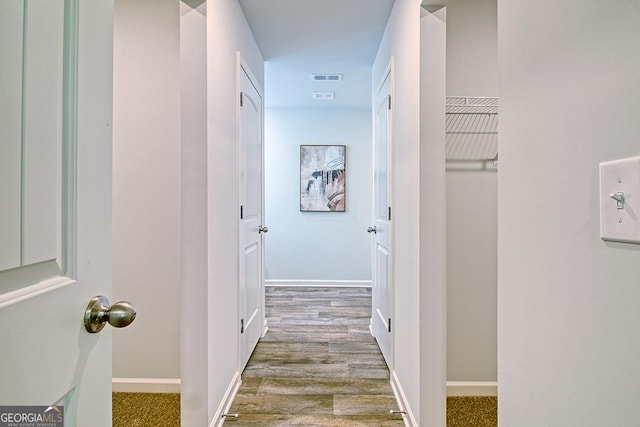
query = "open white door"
xmin=0 ymin=1 xmax=118 ymax=425
xmin=238 ymin=59 xmax=266 ymax=371
xmin=370 ymin=65 xmax=394 ymax=368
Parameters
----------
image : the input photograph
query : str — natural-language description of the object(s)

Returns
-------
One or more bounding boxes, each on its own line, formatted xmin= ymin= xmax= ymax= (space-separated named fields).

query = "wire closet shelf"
xmin=446 ymin=96 xmax=498 ymax=171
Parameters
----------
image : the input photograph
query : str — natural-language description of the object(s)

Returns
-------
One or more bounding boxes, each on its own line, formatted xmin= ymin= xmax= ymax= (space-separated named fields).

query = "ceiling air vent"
xmin=311 ymin=74 xmax=343 ymax=82
xmin=312 ymin=91 xmax=335 ymax=100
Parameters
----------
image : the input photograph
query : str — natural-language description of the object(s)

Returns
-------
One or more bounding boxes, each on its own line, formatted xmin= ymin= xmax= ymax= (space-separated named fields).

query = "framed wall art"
xmin=300 ymin=145 xmax=346 ymax=212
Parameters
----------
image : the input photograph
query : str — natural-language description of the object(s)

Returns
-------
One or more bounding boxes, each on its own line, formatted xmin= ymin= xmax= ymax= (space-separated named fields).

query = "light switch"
xmin=600 ymin=156 xmax=640 ymax=244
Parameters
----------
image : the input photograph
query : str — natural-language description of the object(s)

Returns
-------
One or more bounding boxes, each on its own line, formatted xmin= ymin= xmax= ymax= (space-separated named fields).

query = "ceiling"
xmin=237 ymin=0 xmax=395 ymax=108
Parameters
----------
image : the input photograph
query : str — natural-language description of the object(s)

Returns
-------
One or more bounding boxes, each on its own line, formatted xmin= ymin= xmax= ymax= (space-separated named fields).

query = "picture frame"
xmin=300 ymin=145 xmax=346 ymax=212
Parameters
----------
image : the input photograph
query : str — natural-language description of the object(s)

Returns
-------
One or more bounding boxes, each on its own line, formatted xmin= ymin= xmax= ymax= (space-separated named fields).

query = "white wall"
xmin=112 ymin=0 xmax=181 ymax=382
xmin=180 ymin=1 xmax=264 ymax=424
xmin=264 ymin=108 xmax=372 ymax=283
xmin=445 ymin=0 xmax=498 ymax=384
xmin=498 ymin=0 xmax=640 ymax=425
xmin=420 ymin=6 xmax=448 ymax=427
xmin=372 ymin=0 xmax=423 ymax=424
xmin=204 ymin=0 xmax=263 ymax=424
xmin=180 ymin=1 xmax=208 ymax=425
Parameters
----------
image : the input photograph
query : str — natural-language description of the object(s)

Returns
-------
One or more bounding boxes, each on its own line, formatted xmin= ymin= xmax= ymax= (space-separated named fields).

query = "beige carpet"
xmin=447 ymin=396 xmax=497 ymax=427
xmin=112 ymin=392 xmax=180 ymax=427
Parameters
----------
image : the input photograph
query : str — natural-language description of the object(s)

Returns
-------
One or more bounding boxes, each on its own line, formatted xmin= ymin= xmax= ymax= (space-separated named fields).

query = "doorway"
xmin=113 ymin=1 xmax=443 ymax=426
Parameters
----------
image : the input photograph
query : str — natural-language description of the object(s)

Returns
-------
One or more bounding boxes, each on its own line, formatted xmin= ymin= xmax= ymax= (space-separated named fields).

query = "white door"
xmin=238 ymin=61 xmax=265 ymax=370
xmin=0 ymin=1 xmax=116 ymax=426
xmin=370 ymin=67 xmax=394 ymax=367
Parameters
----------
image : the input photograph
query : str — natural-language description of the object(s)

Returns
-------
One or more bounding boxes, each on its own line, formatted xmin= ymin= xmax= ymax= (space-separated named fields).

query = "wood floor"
xmin=110 ymin=286 xmax=497 ymax=426
xmin=224 ymin=286 xmax=405 ymax=426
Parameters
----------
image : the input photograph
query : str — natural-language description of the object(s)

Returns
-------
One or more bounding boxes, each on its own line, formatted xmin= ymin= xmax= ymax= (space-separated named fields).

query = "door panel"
xmin=22 ymin=0 xmax=64 ymax=265
xmin=374 ymin=244 xmax=390 ymax=333
xmin=372 ymin=67 xmax=393 ymax=367
xmin=0 ymin=0 xmax=64 ymax=275
xmin=239 ymin=62 xmax=264 ymax=371
xmin=0 ymin=2 xmax=25 ymax=271
xmin=0 ymin=1 xmax=114 ymax=425
xmin=0 ymin=0 xmax=68 ymax=294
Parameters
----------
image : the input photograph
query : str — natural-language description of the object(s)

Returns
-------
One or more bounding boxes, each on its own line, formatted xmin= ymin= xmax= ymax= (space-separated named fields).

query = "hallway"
xmin=224 ymin=287 xmax=404 ymax=426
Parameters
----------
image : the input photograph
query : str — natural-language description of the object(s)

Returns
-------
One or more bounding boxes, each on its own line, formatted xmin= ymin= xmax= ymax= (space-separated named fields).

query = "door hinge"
xmin=388 ymin=318 xmax=392 ymax=333
xmin=240 ymin=92 xmax=244 ymax=107
xmin=388 ymin=206 xmax=392 ymax=221
xmin=240 ymin=318 xmax=245 ymax=334
xmin=240 ymin=205 xmax=244 ymax=220
xmin=388 ymin=95 xmax=391 ymax=110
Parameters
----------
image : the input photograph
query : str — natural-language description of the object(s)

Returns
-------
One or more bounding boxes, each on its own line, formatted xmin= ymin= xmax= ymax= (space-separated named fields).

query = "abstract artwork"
xmin=300 ymin=145 xmax=346 ymax=212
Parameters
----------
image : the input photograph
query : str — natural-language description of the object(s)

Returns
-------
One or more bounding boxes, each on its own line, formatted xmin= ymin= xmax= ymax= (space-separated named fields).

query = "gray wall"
xmin=112 ymin=0 xmax=181 ymax=382
xmin=445 ymin=0 xmax=498 ymax=383
xmin=498 ymin=0 xmax=640 ymax=424
xmin=264 ymin=108 xmax=372 ymax=283
xmin=446 ymin=0 xmax=497 ymax=96
xmin=446 ymin=172 xmax=497 ymax=381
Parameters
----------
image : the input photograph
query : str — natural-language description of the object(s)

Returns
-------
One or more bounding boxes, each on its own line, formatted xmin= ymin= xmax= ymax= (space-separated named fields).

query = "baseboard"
xmin=210 ymin=371 xmax=242 ymax=427
xmin=390 ymin=370 xmax=418 ymax=427
xmin=112 ymin=378 xmax=180 ymax=393
xmin=446 ymin=381 xmax=498 ymax=396
xmin=265 ymin=279 xmax=372 ymax=288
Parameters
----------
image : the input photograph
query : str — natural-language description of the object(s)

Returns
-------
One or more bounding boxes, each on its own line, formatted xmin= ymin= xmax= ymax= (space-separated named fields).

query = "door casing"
xmin=238 ymin=54 xmax=266 ymax=372
xmin=371 ymin=60 xmax=395 ymax=369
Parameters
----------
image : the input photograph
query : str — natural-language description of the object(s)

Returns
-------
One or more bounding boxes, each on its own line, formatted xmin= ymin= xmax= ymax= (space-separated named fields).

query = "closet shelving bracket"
xmin=446 ymin=96 xmax=498 ymax=171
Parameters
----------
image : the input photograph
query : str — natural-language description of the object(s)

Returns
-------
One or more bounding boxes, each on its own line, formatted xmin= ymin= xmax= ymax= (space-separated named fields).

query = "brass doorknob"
xmin=84 ymin=296 xmax=137 ymax=333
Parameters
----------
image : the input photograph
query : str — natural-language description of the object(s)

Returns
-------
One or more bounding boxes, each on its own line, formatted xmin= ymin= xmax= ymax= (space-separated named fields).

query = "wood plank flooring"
xmin=224 ymin=286 xmax=405 ymax=426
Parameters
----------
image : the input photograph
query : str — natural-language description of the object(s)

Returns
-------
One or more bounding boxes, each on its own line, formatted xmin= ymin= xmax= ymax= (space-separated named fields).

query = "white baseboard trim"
xmin=210 ymin=371 xmax=242 ymax=427
xmin=446 ymin=381 xmax=498 ymax=396
xmin=265 ymin=279 xmax=372 ymax=288
xmin=112 ymin=378 xmax=181 ymax=393
xmin=390 ymin=370 xmax=417 ymax=427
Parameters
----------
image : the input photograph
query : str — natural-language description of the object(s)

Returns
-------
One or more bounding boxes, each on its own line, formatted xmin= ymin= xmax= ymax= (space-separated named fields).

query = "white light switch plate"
xmin=600 ymin=156 xmax=640 ymax=244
